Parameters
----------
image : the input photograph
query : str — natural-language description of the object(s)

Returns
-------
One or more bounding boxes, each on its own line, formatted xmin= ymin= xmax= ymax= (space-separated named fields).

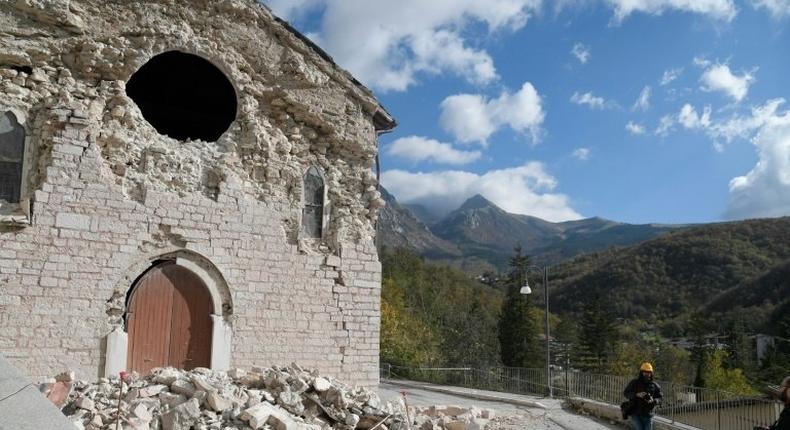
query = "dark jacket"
xmin=771 ymin=405 xmax=790 ymax=430
xmin=623 ymin=376 xmax=663 ymax=417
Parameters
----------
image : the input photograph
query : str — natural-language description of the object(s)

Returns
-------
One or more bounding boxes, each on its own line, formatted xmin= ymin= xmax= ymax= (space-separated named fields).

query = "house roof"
xmin=264 ymin=7 xmax=397 ymax=133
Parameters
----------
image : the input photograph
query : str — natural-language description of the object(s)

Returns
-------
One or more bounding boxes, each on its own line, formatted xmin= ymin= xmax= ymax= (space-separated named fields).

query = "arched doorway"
xmin=126 ymin=262 xmax=213 ymax=374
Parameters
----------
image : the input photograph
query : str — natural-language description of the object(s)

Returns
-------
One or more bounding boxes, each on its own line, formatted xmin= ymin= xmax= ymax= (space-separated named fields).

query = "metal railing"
xmin=380 ymin=364 xmax=780 ymax=430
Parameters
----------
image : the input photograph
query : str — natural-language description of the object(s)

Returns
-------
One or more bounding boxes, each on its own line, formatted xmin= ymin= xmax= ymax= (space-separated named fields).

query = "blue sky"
xmin=265 ymin=0 xmax=790 ymax=224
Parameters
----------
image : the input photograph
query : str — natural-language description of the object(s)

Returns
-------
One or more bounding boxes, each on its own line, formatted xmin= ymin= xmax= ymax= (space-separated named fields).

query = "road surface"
xmin=378 ymin=381 xmax=622 ymax=430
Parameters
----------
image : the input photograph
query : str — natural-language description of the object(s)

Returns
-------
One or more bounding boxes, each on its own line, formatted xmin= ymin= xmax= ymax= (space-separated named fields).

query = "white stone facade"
xmin=0 ymin=0 xmax=393 ymax=386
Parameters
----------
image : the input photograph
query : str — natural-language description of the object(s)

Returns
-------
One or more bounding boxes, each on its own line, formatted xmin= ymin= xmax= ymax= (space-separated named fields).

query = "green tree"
xmin=726 ymin=318 xmax=754 ymax=375
xmin=576 ymin=293 xmax=617 ymax=372
xmin=608 ymin=341 xmax=654 ymax=377
xmin=498 ymin=246 xmax=540 ymax=367
xmin=757 ymin=343 xmax=790 ymax=385
xmin=553 ymin=316 xmax=578 ymax=369
xmin=654 ymin=345 xmax=694 ymax=385
xmin=442 ymin=287 xmax=502 ymax=367
xmin=699 ymin=350 xmax=757 ymax=395
xmin=757 ymin=300 xmax=790 ymax=383
xmin=689 ymin=314 xmax=712 ymax=387
xmin=380 ymin=278 xmax=440 ymax=366
xmin=379 ymin=247 xmax=503 ymax=368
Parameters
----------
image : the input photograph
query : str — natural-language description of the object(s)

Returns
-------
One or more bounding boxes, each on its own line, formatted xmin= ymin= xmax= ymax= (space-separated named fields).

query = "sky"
xmin=264 ymin=0 xmax=790 ymax=225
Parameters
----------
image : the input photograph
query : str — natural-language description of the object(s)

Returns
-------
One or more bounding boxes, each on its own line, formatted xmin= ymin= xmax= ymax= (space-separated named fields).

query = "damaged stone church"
xmin=0 ymin=0 xmax=395 ymax=386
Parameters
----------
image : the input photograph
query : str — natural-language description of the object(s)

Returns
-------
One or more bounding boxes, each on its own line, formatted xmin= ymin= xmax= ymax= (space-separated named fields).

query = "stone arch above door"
xmin=104 ymin=250 xmax=233 ymax=377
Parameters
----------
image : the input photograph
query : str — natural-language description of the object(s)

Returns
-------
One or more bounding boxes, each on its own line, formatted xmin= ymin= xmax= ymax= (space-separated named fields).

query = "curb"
xmin=381 ymin=379 xmax=549 ymax=410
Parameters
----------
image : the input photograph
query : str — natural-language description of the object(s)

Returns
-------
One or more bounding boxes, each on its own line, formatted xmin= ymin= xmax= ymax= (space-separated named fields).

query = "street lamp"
xmin=520 ymin=265 xmax=552 ymax=398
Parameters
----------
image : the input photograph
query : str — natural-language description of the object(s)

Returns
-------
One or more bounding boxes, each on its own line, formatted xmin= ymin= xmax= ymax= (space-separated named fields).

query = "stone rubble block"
xmin=57 ymin=364 xmax=405 ymax=430
xmin=411 ymin=404 xmax=494 ymax=430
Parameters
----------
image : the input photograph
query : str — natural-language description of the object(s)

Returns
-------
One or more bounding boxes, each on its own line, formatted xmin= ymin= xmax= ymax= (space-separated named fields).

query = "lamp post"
xmin=520 ymin=265 xmax=552 ymax=398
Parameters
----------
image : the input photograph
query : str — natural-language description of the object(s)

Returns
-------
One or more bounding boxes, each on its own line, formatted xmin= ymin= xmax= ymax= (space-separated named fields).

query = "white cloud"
xmin=626 ymin=121 xmax=646 ymax=135
xmin=656 ymin=114 xmax=675 ymax=136
xmin=639 ymin=96 xmax=790 ymax=219
xmin=650 ymin=99 xmax=785 ymax=151
xmin=386 ymin=136 xmax=482 ymax=165
xmin=726 ymin=106 xmax=790 ymax=219
xmin=265 ymin=0 xmax=325 ymax=21
xmin=693 ymin=56 xmax=712 ymax=68
xmin=572 ymin=147 xmax=591 ymax=160
xmin=570 ymin=91 xmax=609 ymax=110
xmin=660 ymin=68 xmax=683 ymax=86
xmin=700 ymin=63 xmax=756 ymax=102
xmin=633 ymin=86 xmax=651 ymax=111
xmin=752 ymin=0 xmax=790 ymax=18
xmin=266 ymin=0 xmax=542 ymax=91
xmin=605 ymin=0 xmax=737 ymax=22
xmin=571 ymin=43 xmax=591 ymax=64
xmin=382 ymin=163 xmax=583 ymax=222
xmin=678 ymin=104 xmax=712 ymax=129
xmin=440 ymin=82 xmax=545 ymax=145
xmin=708 ymin=98 xmax=786 ymax=143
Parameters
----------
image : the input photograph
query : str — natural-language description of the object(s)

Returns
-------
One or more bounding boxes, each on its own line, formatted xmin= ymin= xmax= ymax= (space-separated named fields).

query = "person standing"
xmin=623 ymin=362 xmax=663 ymax=430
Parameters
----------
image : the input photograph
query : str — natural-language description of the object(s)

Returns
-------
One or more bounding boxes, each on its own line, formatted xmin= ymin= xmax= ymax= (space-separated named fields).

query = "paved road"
xmin=378 ymin=382 xmax=622 ymax=430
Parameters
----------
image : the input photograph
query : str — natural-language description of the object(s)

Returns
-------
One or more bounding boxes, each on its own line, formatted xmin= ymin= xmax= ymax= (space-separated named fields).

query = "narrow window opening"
xmin=302 ymin=167 xmax=325 ymax=239
xmin=126 ymin=51 xmax=237 ymax=142
xmin=0 ymin=111 xmax=25 ymax=203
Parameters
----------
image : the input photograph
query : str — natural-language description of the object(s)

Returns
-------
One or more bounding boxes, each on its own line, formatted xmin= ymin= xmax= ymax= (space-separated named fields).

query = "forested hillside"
xmin=379 ymin=217 xmax=790 ymax=391
xmin=549 ymin=217 xmax=790 ymax=333
xmin=379 ymin=247 xmax=502 ymax=367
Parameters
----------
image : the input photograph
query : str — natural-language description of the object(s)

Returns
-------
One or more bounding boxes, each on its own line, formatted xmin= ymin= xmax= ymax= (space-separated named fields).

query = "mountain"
xmin=548 ymin=217 xmax=790 ymax=333
xmin=376 ymin=188 xmax=460 ymax=259
xmin=377 ymin=191 xmax=679 ymax=271
xmin=430 ymin=194 xmax=677 ymax=267
xmin=430 ymin=194 xmax=564 ymax=268
xmin=403 ymin=203 xmax=442 ymax=226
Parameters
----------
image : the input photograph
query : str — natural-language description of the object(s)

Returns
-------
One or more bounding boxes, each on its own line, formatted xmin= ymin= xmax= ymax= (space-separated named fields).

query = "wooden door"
xmin=126 ymin=263 xmax=213 ymax=374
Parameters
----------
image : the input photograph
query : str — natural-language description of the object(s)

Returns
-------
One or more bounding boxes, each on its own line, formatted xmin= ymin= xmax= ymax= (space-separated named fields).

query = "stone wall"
xmin=0 ymin=0 xmax=391 ymax=386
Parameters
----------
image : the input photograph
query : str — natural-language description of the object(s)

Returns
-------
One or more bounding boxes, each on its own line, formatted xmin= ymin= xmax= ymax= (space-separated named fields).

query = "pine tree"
xmin=576 ymin=292 xmax=616 ymax=372
xmin=553 ymin=317 xmax=578 ymax=369
xmin=726 ymin=317 xmax=754 ymax=375
xmin=689 ymin=313 xmax=711 ymax=387
xmin=498 ymin=246 xmax=540 ymax=368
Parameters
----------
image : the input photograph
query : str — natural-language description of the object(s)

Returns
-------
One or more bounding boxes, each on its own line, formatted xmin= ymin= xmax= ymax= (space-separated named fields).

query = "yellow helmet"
xmin=640 ymin=362 xmax=654 ymax=372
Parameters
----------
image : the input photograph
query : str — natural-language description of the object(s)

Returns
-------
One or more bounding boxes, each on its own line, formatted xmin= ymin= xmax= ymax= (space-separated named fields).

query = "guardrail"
xmin=380 ymin=364 xmax=779 ymax=430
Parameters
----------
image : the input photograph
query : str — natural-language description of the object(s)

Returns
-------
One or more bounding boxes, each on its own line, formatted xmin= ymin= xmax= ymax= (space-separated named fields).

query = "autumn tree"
xmin=380 ymin=278 xmax=440 ymax=366
xmin=699 ymin=350 xmax=756 ymax=395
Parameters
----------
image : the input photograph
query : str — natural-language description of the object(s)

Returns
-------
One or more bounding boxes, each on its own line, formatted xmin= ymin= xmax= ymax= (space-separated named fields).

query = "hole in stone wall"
xmin=126 ymin=51 xmax=237 ymax=142
xmin=11 ymin=65 xmax=32 ymax=75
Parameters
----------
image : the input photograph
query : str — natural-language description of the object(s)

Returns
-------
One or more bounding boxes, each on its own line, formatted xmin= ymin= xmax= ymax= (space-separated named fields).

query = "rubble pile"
xmin=410 ymin=405 xmax=495 ymax=430
xmin=55 ymin=364 xmax=405 ymax=430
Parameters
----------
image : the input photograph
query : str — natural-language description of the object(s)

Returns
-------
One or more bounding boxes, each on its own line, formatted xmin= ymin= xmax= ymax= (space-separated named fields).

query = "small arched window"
xmin=0 ymin=111 xmax=25 ymax=203
xmin=302 ymin=166 xmax=325 ymax=239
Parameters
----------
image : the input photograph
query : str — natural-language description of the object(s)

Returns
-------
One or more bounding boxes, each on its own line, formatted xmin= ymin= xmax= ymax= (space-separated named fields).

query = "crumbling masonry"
xmin=0 ymin=0 xmax=395 ymax=386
